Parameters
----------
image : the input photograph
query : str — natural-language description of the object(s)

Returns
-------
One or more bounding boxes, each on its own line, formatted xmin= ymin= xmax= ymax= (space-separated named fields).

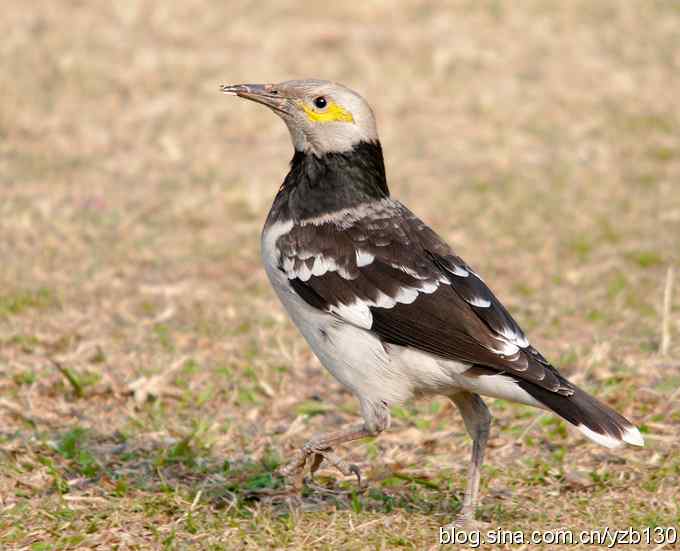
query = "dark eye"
xmin=313 ymin=96 xmax=327 ymax=108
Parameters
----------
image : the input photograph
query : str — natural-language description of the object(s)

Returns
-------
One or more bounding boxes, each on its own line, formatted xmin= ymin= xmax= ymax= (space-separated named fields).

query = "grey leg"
xmin=280 ymin=400 xmax=390 ymax=489
xmin=450 ymin=391 xmax=491 ymax=526
xmin=280 ymin=424 xmax=375 ymax=489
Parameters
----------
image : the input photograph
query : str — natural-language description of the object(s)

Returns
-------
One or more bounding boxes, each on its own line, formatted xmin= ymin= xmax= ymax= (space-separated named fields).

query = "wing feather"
xmin=276 ymin=199 xmax=572 ymax=395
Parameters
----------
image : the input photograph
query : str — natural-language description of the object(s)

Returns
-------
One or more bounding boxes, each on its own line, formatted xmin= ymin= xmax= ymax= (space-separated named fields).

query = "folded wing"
xmin=277 ymin=199 xmax=572 ymax=396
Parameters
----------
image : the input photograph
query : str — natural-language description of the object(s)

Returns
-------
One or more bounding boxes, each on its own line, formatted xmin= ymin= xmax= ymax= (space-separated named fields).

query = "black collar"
xmin=268 ymin=141 xmax=389 ymax=222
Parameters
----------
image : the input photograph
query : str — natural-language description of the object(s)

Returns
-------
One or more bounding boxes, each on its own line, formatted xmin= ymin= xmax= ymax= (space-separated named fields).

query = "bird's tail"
xmin=518 ymin=379 xmax=644 ymax=448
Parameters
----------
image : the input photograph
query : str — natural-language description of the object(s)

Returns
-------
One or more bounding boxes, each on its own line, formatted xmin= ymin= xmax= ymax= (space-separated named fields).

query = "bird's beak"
xmin=221 ymin=83 xmax=290 ymax=115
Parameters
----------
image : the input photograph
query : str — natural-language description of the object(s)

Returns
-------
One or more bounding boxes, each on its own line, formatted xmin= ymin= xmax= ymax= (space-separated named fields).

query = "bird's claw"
xmin=279 ymin=445 xmax=363 ymax=489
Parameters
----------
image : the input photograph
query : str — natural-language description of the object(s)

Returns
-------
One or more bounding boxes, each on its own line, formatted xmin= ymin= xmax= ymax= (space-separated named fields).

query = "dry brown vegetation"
xmin=1 ymin=1 xmax=679 ymax=549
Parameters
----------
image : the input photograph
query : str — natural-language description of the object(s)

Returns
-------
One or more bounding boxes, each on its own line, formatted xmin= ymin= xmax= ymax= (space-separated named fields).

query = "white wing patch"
xmin=467 ymin=296 xmax=491 ymax=308
xmin=417 ymin=280 xmax=439 ymax=294
xmin=498 ymin=326 xmax=530 ymax=349
xmin=283 ymin=253 xmax=356 ymax=280
xmin=391 ymin=264 xmax=431 ymax=281
xmin=296 ymin=260 xmax=312 ymax=282
xmin=330 ymin=283 xmax=434 ymax=329
xmin=393 ymin=286 xmax=419 ymax=304
xmin=356 ymin=249 xmax=375 ymax=267
xmin=277 ymin=238 xmax=449 ymax=329
xmin=432 ymin=255 xmax=532 ymax=356
xmin=311 ymin=255 xmax=334 ymax=276
xmin=449 ymin=264 xmax=469 ymax=277
xmin=282 ymin=255 xmax=295 ymax=273
xmin=332 ymin=300 xmax=373 ymax=329
xmin=489 ymin=339 xmax=520 ymax=357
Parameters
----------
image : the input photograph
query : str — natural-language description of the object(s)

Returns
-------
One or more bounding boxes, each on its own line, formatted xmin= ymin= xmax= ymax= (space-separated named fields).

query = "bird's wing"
xmin=275 ymin=198 xmax=571 ymax=395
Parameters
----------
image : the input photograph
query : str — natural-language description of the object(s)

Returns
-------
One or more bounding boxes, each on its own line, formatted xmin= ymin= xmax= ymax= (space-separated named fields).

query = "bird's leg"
xmin=280 ymin=423 xmax=372 ymax=486
xmin=281 ymin=400 xmax=390 ymax=489
xmin=450 ymin=392 xmax=491 ymax=528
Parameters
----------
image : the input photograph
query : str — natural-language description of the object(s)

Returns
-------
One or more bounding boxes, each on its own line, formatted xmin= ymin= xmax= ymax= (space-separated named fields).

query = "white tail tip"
xmin=577 ymin=424 xmax=644 ymax=448
xmin=622 ymin=425 xmax=645 ymax=447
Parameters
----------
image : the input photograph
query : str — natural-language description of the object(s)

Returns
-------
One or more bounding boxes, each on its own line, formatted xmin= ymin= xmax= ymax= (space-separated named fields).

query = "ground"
xmin=1 ymin=1 xmax=679 ymax=549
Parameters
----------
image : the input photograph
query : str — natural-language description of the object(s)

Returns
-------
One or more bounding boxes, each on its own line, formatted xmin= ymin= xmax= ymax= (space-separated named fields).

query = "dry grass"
xmin=1 ymin=1 xmax=679 ymax=549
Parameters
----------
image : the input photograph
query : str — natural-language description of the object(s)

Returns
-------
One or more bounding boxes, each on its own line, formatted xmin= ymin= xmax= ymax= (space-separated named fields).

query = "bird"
xmin=221 ymin=79 xmax=644 ymax=526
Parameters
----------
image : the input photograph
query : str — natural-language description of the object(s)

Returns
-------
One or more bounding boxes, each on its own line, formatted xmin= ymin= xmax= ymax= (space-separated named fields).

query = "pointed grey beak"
xmin=221 ymin=83 xmax=290 ymax=115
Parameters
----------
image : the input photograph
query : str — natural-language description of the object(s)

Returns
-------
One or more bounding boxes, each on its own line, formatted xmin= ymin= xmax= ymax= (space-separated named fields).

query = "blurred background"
xmin=1 ymin=1 xmax=679 ymax=548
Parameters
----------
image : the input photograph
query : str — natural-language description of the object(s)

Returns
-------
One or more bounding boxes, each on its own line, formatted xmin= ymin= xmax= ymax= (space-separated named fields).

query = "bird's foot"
xmin=279 ymin=449 xmax=308 ymax=491
xmin=279 ymin=444 xmax=362 ymax=490
xmin=311 ymin=447 xmax=362 ymax=486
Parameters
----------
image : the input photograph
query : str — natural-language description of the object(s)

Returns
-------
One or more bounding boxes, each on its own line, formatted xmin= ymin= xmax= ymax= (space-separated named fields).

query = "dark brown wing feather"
xmin=277 ymin=200 xmax=571 ymax=395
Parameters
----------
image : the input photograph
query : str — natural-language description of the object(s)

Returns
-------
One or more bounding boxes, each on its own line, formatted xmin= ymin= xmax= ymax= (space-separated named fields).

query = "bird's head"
xmin=221 ymin=79 xmax=378 ymax=156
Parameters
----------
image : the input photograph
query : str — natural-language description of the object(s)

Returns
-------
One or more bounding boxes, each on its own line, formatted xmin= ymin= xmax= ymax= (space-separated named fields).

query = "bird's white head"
xmin=221 ymin=79 xmax=379 ymax=156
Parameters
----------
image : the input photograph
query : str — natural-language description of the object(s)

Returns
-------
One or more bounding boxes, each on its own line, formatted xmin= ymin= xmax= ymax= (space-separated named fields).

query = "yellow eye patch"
xmin=300 ymin=100 xmax=354 ymax=123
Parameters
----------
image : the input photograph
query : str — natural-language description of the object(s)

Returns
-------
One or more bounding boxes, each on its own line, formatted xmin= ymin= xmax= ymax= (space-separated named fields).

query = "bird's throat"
xmin=270 ymin=141 xmax=390 ymax=222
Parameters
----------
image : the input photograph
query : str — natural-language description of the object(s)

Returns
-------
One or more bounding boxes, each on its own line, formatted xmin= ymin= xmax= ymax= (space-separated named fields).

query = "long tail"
xmin=517 ymin=379 xmax=644 ymax=448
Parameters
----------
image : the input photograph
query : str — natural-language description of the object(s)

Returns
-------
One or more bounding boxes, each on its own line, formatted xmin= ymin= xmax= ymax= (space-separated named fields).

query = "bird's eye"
xmin=313 ymin=96 xmax=327 ymax=109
